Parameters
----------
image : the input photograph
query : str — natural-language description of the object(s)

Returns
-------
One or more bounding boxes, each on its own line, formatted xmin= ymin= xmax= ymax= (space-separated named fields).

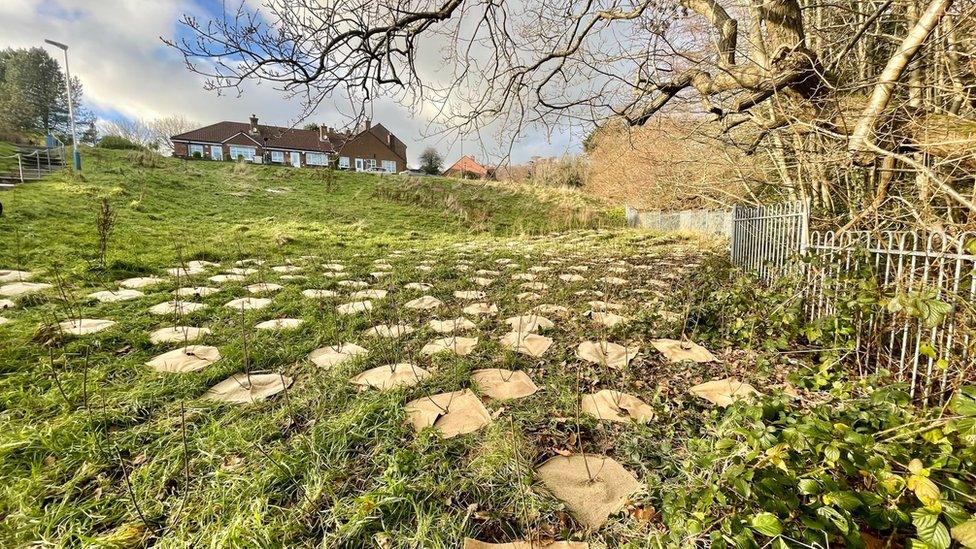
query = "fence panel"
xmin=626 ymin=205 xmax=733 ymax=236
xmin=805 ymin=230 xmax=976 ymax=404
xmin=730 ymin=200 xmax=809 ymax=282
xmin=728 ymin=200 xmax=974 ymax=404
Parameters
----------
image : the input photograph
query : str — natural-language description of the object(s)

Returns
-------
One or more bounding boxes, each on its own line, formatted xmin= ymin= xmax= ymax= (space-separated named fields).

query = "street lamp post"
xmin=44 ymin=39 xmax=81 ymax=171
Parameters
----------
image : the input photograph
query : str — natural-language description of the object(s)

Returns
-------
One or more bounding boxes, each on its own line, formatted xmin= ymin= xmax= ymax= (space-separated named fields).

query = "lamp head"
xmin=44 ymin=39 xmax=68 ymax=51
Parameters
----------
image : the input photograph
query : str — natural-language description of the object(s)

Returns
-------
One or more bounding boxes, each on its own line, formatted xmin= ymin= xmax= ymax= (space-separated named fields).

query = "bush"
xmin=129 ymin=149 xmax=162 ymax=168
xmin=97 ymin=135 xmax=143 ymax=150
xmin=528 ymin=155 xmax=587 ymax=188
xmin=192 ymin=151 xmax=202 ymax=159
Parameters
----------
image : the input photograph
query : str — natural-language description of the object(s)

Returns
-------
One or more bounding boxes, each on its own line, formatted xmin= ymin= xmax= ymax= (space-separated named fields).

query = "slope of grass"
xmin=0 ymin=141 xmax=18 ymax=173
xmin=1 ymin=148 xmax=971 ymax=548
xmin=0 ymin=148 xmax=619 ymax=276
xmin=0 ymin=148 xmax=682 ymax=547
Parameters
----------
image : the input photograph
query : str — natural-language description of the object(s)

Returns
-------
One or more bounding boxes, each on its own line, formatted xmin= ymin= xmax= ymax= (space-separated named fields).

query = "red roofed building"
xmin=171 ymin=115 xmax=407 ymax=172
xmin=442 ymin=155 xmax=492 ymax=179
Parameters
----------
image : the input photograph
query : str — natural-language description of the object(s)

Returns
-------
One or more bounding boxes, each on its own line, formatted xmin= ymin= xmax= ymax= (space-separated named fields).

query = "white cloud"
xmin=0 ymin=0 xmax=580 ymax=165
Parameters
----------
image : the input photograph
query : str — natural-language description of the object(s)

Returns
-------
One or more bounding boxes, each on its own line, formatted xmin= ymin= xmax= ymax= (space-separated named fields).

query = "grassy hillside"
xmin=1 ymin=149 xmax=683 ymax=547
xmin=0 ymin=141 xmax=18 ymax=173
xmin=0 ymin=148 xmax=620 ymax=276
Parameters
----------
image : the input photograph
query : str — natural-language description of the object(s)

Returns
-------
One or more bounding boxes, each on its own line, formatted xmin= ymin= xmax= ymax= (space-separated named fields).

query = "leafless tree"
xmin=145 ymin=115 xmax=199 ymax=154
xmin=100 ymin=115 xmax=198 ymax=153
xmin=165 ymin=0 xmax=976 ymax=227
xmin=98 ymin=118 xmax=153 ymax=147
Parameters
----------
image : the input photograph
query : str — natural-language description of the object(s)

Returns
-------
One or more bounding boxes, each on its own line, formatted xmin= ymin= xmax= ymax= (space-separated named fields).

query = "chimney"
xmin=319 ymin=124 xmax=327 ymax=142
xmin=249 ymin=114 xmax=259 ymax=134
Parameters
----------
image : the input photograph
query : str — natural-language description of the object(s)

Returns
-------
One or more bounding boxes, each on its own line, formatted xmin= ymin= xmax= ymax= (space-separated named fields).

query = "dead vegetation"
xmin=373 ymin=176 xmax=620 ymax=234
xmin=585 ymin=118 xmax=761 ymax=210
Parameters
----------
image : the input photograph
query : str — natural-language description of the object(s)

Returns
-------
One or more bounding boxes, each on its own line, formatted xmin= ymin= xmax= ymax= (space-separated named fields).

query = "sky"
xmin=0 ymin=0 xmax=583 ymax=167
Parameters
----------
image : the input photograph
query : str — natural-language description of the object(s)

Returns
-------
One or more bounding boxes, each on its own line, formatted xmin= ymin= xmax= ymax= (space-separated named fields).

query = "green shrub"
xmin=97 ymin=135 xmax=143 ymax=150
xmin=641 ymin=380 xmax=976 ymax=548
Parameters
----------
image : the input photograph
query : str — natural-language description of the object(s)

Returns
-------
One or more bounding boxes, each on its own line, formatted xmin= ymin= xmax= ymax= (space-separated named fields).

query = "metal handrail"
xmin=0 ymin=144 xmax=67 ymax=184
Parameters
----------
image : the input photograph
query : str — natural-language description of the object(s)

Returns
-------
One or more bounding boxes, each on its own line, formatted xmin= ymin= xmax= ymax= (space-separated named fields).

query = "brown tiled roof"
xmin=172 ymin=121 xmax=355 ymax=153
xmin=443 ymin=155 xmax=489 ymax=177
xmin=367 ymin=123 xmax=407 ymax=160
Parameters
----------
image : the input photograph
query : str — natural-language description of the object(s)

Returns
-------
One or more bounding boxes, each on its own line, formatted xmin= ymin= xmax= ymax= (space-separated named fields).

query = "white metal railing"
xmin=805 ymin=230 xmax=976 ymax=404
xmin=730 ymin=201 xmax=976 ymax=405
xmin=0 ymin=145 xmax=66 ymax=185
xmin=730 ymin=200 xmax=809 ymax=282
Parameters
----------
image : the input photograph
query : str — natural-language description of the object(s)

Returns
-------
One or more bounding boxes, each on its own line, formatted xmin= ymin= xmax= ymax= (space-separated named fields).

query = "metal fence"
xmin=730 ymin=200 xmax=809 ymax=282
xmin=626 ymin=205 xmax=733 ymax=236
xmin=728 ymin=200 xmax=976 ymax=404
xmin=0 ymin=145 xmax=66 ymax=188
xmin=804 ymin=230 xmax=976 ymax=404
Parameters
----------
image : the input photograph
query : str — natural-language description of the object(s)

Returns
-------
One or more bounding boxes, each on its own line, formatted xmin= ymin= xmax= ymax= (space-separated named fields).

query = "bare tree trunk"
xmin=849 ymin=0 xmax=953 ymax=160
xmin=943 ymin=16 xmax=966 ymax=115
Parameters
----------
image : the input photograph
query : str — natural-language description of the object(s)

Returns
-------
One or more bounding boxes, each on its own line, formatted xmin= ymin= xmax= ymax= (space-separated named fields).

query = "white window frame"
xmin=188 ymin=144 xmax=204 ymax=157
xmin=381 ymin=160 xmax=397 ymax=173
xmin=229 ymin=146 xmax=256 ymax=162
xmin=270 ymin=150 xmax=284 ymax=163
xmin=306 ymin=152 xmax=327 ymax=166
xmin=355 ymin=158 xmax=364 ymax=171
xmin=210 ymin=147 xmax=223 ymax=161
xmin=338 ymin=157 xmax=350 ymax=169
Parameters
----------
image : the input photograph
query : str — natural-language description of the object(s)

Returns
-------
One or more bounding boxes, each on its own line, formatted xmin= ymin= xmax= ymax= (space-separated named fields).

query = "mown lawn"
xmin=1 ymin=149 xmax=973 ymax=549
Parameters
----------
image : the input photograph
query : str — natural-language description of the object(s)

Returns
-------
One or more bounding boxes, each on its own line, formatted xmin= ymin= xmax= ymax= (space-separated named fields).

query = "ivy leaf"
xmin=949 ymin=387 xmax=976 ymax=417
xmin=798 ymin=478 xmax=821 ymax=495
xmin=887 ymin=291 xmax=953 ymax=328
xmin=951 ymin=520 xmax=976 ymax=548
xmin=750 ymin=512 xmax=783 ymax=537
xmin=823 ymin=491 xmax=861 ymax=511
xmin=917 ymin=296 xmax=952 ymax=328
xmin=824 ymin=444 xmax=841 ymax=462
xmin=908 ymin=475 xmax=943 ymax=510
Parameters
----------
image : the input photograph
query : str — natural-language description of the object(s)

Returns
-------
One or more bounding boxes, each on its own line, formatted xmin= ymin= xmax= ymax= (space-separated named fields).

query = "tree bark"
xmin=848 ymin=0 xmax=953 ymax=162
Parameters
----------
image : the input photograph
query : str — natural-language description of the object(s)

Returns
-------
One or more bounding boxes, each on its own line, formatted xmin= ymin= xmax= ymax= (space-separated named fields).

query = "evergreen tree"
xmin=0 ymin=47 xmax=94 ymax=140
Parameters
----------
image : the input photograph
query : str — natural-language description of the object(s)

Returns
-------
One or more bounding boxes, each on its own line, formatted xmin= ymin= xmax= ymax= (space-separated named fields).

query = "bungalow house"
xmin=171 ymin=115 xmax=407 ymax=172
xmin=442 ymin=154 xmax=492 ymax=179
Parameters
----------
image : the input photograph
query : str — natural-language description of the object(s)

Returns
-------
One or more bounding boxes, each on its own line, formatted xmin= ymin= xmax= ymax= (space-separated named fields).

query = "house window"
xmin=338 ymin=157 xmax=350 ymax=169
xmin=211 ymin=147 xmax=223 ymax=161
xmin=270 ymin=151 xmax=284 ymax=163
xmin=229 ymin=146 xmax=256 ymax=161
xmin=306 ymin=152 xmax=327 ymax=166
xmin=366 ymin=159 xmax=377 ymax=170
xmin=188 ymin=144 xmax=204 ymax=157
xmin=381 ymin=160 xmax=397 ymax=173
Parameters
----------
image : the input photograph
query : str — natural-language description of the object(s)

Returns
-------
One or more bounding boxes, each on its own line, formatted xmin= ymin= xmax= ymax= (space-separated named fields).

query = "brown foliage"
xmin=585 ymin=118 xmax=763 ymax=210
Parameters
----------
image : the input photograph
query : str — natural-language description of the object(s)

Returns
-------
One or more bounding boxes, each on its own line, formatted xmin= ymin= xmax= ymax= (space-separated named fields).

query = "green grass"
xmin=2 ymin=148 xmax=970 ymax=548
xmin=0 ymin=148 xmax=733 ymax=547
xmin=0 ymin=141 xmax=18 ymax=173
